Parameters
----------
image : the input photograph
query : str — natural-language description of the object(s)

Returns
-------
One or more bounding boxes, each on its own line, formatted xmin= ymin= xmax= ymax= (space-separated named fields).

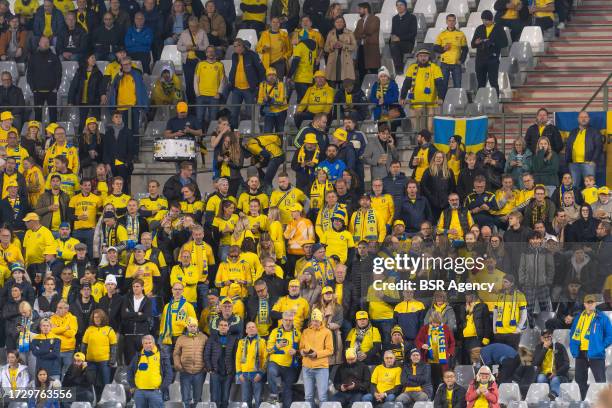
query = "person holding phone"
xmin=266 ymin=311 xmax=301 ymax=407
xmin=331 ymin=348 xmax=371 ymax=405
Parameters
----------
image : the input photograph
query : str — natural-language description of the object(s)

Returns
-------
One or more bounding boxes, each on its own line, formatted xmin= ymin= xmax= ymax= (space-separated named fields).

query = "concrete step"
xmin=524 ymin=73 xmax=610 ymax=85
xmin=536 ymin=56 xmax=612 ymax=68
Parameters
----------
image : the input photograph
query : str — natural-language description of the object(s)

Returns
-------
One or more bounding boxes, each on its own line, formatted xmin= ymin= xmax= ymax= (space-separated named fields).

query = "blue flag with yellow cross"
xmin=433 ymin=116 xmax=489 ymax=153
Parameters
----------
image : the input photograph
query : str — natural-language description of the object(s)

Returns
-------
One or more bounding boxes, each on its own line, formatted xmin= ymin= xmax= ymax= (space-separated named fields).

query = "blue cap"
xmin=134 ymin=244 xmax=146 ymax=251
xmin=59 ymin=222 xmax=70 ymax=229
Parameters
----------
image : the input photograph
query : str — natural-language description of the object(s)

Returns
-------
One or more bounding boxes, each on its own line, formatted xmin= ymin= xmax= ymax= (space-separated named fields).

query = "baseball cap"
xmin=45 ymin=123 xmax=58 ymax=135
xmin=0 ymin=111 xmax=13 ymax=121
xmin=289 ymin=203 xmax=303 ymax=213
xmin=356 ymin=310 xmax=369 ymax=320
xmin=393 ymin=220 xmax=405 ymax=227
xmin=23 ymin=212 xmax=40 ymax=222
xmin=221 ymin=297 xmax=233 ymax=305
xmin=85 ymin=117 xmax=97 ymax=126
xmin=176 ymin=101 xmax=188 ymax=113
xmin=28 ymin=120 xmax=41 ymax=129
xmin=321 ymin=286 xmax=333 ymax=294
xmin=598 ymin=186 xmax=610 ymax=195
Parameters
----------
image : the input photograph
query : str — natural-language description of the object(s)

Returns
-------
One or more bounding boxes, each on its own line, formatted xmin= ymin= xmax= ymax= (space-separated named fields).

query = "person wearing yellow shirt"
xmin=159 ymin=282 xmax=197 ymax=345
xmin=138 ymin=180 xmax=168 ymax=224
xmin=257 ymin=17 xmax=292 ymax=75
xmin=0 ymin=227 xmax=25 ymax=284
xmin=81 ymin=309 xmax=118 ymax=388
xmin=399 ymin=49 xmax=444 ymax=131
xmin=270 ymin=173 xmax=308 ymax=225
xmin=23 ymin=212 xmax=57 ymax=266
xmin=465 ymin=366 xmax=498 ymax=408
xmin=45 ymin=156 xmax=80 ymax=198
xmin=240 ymin=0 xmax=267 ymax=33
xmin=497 ymin=0 xmax=525 ymax=41
xmin=492 ymin=275 xmax=527 ymax=348
xmin=215 ymin=246 xmax=252 ymax=298
xmin=433 ymin=14 xmax=468 ymax=91
xmin=126 ymin=245 xmax=161 ymax=296
xmin=5 ymin=131 xmax=29 ymax=173
xmin=581 ymin=175 xmax=598 ymax=205
xmin=0 ymin=111 xmax=18 ymax=146
xmin=408 ymin=130 xmax=436 ymax=183
xmin=345 ymin=311 xmax=382 ymax=364
xmin=236 ymin=321 xmax=268 ymax=407
xmin=320 ymin=217 xmax=355 ymax=265
xmin=14 ymin=0 xmax=40 ymax=22
xmin=290 ymin=15 xmax=324 ymax=56
xmin=49 ymin=299 xmax=78 ymax=376
xmin=103 ymin=176 xmax=131 ymax=216
xmin=42 ymin=126 xmax=79 ymax=176
xmin=54 ymin=222 xmax=80 ymax=263
xmin=69 ymin=179 xmax=101 ymax=255
xmin=170 ymin=250 xmax=200 ymax=306
xmin=295 ymin=70 xmax=334 ymax=128
xmin=437 ymin=193 xmax=474 ymax=243
xmin=272 ymin=280 xmax=310 ymax=331
xmin=529 ymin=0 xmax=555 ymax=31
xmin=266 ymin=311 xmax=301 ymax=406
xmin=228 ymin=38 xmax=266 ymax=129
xmin=470 ymin=10 xmax=508 ymax=98
xmin=364 ymin=351 xmax=402 ymax=404
xmin=30 ymin=319 xmax=62 ymax=379
xmin=194 ymin=45 xmax=226 ymax=127
xmin=315 ymin=192 xmax=347 ymax=240
xmin=491 ymin=175 xmax=522 ymax=220
xmin=180 ymin=225 xmax=215 ymax=299
xmin=533 ymin=329 xmax=570 ymax=400
xmin=459 ymin=292 xmax=491 ymax=364
xmin=128 ymin=334 xmax=173 ymax=402
xmin=23 ymin=157 xmax=45 ymax=208
xmin=350 ymin=194 xmax=386 ymax=243
xmin=289 ymin=37 xmax=317 ymax=103
xmin=371 ymin=179 xmax=394 ymax=230
xmin=258 ymin=67 xmax=288 ymax=133
xmin=0 ymin=350 xmax=29 ymax=390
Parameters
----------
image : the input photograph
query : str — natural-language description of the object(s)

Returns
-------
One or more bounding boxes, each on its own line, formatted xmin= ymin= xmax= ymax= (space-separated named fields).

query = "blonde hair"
xmin=429 ymin=151 xmax=451 ymax=179
xmin=19 ymin=301 xmax=32 ymax=315
xmin=267 ymin=207 xmax=281 ymax=222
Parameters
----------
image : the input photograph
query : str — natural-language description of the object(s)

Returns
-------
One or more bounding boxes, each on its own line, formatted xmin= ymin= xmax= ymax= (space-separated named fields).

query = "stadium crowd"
xmin=0 ymin=0 xmax=608 ymax=407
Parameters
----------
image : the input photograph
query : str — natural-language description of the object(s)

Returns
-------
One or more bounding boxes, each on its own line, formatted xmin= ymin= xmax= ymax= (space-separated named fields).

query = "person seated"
xmin=533 ymin=329 xmax=570 ymax=400
xmin=125 ymin=12 xmax=153 ymax=74
xmin=396 ymin=348 xmax=432 ymax=406
xmin=466 ymin=366 xmax=499 ymax=408
xmin=433 ymin=370 xmax=467 ymax=408
xmin=386 ymin=325 xmax=413 ymax=367
xmin=334 ymin=79 xmax=368 ymax=122
xmin=369 ymin=66 xmax=401 ymax=122
xmin=363 ymin=350 xmax=402 ymax=405
xmin=294 ymin=70 xmax=334 ymax=129
xmin=345 ymin=311 xmax=382 ymax=364
xmin=62 ymin=352 xmax=96 ymax=404
xmin=331 ymin=348 xmax=372 ymax=405
xmin=56 ymin=11 xmax=88 ymax=61
xmin=0 ymin=16 xmax=28 ymax=62
xmin=151 ymin=68 xmax=183 ymax=107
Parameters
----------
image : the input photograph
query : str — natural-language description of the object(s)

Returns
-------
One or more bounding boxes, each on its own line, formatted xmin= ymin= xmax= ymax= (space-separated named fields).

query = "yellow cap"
xmin=303 ymin=133 xmax=318 ymax=144
xmin=28 ymin=120 xmax=40 ymax=129
xmin=46 ymin=123 xmax=59 ymax=135
xmin=345 ymin=348 xmax=357 ymax=359
xmin=301 ymin=239 xmax=315 ymax=246
xmin=321 ymin=286 xmax=333 ymax=294
xmin=333 ymin=128 xmax=348 ymax=142
xmin=314 ymin=70 xmax=326 ymax=78
xmin=266 ymin=67 xmax=277 ymax=76
xmin=23 ymin=212 xmax=40 ymax=222
xmin=85 ymin=117 xmax=97 ymax=126
xmin=5 ymin=180 xmax=18 ymax=188
xmin=221 ymin=297 xmax=233 ymax=305
xmin=0 ymin=111 xmax=13 ymax=121
xmin=177 ymin=101 xmax=188 ymax=113
xmin=73 ymin=352 xmax=86 ymax=361
xmin=598 ymin=186 xmax=610 ymax=195
xmin=391 ymin=325 xmax=403 ymax=335
xmin=43 ymin=246 xmax=57 ymax=255
xmin=289 ymin=203 xmax=303 ymax=213
xmin=355 ymin=310 xmax=369 ymax=320
xmin=187 ymin=317 xmax=199 ymax=326
xmin=393 ymin=220 xmax=405 ymax=227
xmin=288 ymin=279 xmax=300 ymax=287
xmin=311 ymin=308 xmax=323 ymax=321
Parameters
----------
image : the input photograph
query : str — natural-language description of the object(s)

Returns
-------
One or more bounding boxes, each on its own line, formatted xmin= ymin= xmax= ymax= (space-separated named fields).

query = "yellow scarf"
xmin=297 ymin=145 xmax=320 ymax=166
xmin=310 ymin=179 xmax=333 ymax=210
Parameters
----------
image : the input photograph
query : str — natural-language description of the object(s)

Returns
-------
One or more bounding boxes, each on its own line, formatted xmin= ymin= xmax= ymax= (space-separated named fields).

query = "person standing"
xmin=266 ymin=311 xmax=301 ymax=406
xmin=434 ymin=14 xmax=468 ymax=92
xmin=128 ymin=334 xmax=173 ymax=408
xmin=204 ymin=319 xmax=239 ymax=408
xmin=565 ymin=111 xmax=603 ymax=190
xmin=299 ymin=308 xmax=334 ymax=406
xmin=173 ymin=317 xmax=208 ymax=406
xmin=353 ymin=3 xmax=380 ymax=83
xmin=26 ymin=36 xmax=62 ymax=124
xmin=236 ymin=321 xmax=268 ymax=408
xmin=390 ymin=0 xmax=417 ymax=76
xmin=471 ymin=10 xmax=508 ymax=95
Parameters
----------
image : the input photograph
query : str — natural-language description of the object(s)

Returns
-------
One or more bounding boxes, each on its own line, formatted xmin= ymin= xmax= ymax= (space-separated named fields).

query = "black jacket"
xmin=91 ymin=24 xmax=124 ymax=57
xmin=420 ymin=169 xmax=456 ymax=211
xmin=56 ymin=279 xmax=80 ymax=304
xmin=0 ymin=85 xmax=25 ymax=118
xmin=1 ymin=279 xmax=36 ymax=306
xmin=204 ymin=332 xmax=239 ymax=375
xmin=68 ymin=65 xmax=105 ymax=105
xmin=402 ymin=362 xmax=433 ymax=398
xmin=27 ymin=48 xmax=62 ymax=92
xmin=69 ymin=297 xmax=97 ymax=338
xmin=259 ymin=274 xmax=287 ymax=299
xmin=162 ymin=174 xmax=201 ymax=202
xmin=533 ymin=342 xmax=570 ymax=378
xmin=391 ymin=12 xmax=417 ymax=44
xmin=0 ymin=171 xmax=29 ymax=208
xmin=103 ymin=124 xmax=135 ymax=165
xmin=565 ymin=126 xmax=604 ymax=165
xmin=63 ymin=364 xmax=96 ymax=390
xmin=471 ymin=23 xmax=508 ymax=63
xmin=120 ymin=294 xmax=153 ymax=336
xmin=434 ymin=383 xmax=467 ymax=408
xmin=56 ymin=25 xmax=89 ymax=56
xmin=525 ymin=123 xmax=563 ymax=154
xmin=247 ymin=294 xmax=279 ymax=324
xmin=333 ymin=361 xmax=371 ymax=394
xmin=0 ymin=196 xmax=31 ymax=231
xmin=332 ymin=280 xmax=355 ymax=322
xmin=456 ymin=302 xmax=492 ymax=342
xmin=98 ymin=293 xmax=123 ymax=332
xmin=456 ymin=167 xmax=486 ymax=202
xmin=302 ymin=0 xmax=328 ymax=30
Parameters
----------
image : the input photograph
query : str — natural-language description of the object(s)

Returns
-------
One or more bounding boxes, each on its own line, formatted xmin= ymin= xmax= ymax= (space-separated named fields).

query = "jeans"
xmin=364 ymin=393 xmax=396 ymax=403
xmin=372 ymin=319 xmax=394 ymax=351
xmin=196 ymin=96 xmax=220 ymax=127
xmin=72 ymin=229 xmax=94 ymax=259
xmin=87 ymin=360 xmax=111 ymax=387
xmin=239 ymin=372 xmax=264 ymax=408
xmin=569 ymin=162 xmax=596 ymax=189
xmin=180 ymin=371 xmax=205 ymax=404
xmin=303 ymin=367 xmax=329 ymax=405
xmin=197 ymin=282 xmax=209 ymax=312
xmin=536 ymin=373 xmax=565 ymax=396
xmin=229 ymin=89 xmax=256 ymax=129
xmin=263 ymin=111 xmax=287 ymax=133
xmin=59 ymin=351 xmax=74 ymax=379
xmin=331 ymin=392 xmax=365 ymax=405
xmin=210 ymin=373 xmax=232 ymax=408
xmin=267 ymin=362 xmax=298 ymax=408
xmin=440 ymin=62 xmax=462 ymax=90
xmin=133 ymin=389 xmax=164 ymax=408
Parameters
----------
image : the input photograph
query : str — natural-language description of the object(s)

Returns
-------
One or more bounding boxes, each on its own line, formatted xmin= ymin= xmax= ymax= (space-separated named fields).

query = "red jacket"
xmin=466 ymin=380 xmax=499 ymax=408
xmin=415 ymin=323 xmax=456 ymax=370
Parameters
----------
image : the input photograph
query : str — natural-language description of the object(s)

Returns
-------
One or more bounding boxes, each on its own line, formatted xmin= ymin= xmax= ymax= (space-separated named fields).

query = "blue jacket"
xmin=480 ymin=343 xmax=518 ymax=366
xmin=32 ymin=6 xmax=66 ymax=38
xmin=369 ymin=81 xmax=400 ymax=120
xmin=383 ymin=172 xmax=409 ymax=218
xmin=564 ymin=126 xmax=604 ymax=165
xmin=317 ymin=159 xmax=346 ymax=182
xmin=399 ymin=195 xmax=433 ymax=233
xmin=31 ymin=335 xmax=61 ymax=376
xmin=569 ymin=310 xmax=612 ymax=359
xmin=214 ymin=0 xmax=236 ymax=25
xmin=125 ymin=26 xmax=153 ymax=53
xmin=109 ymin=68 xmax=150 ymax=108
xmin=228 ymin=50 xmax=265 ymax=92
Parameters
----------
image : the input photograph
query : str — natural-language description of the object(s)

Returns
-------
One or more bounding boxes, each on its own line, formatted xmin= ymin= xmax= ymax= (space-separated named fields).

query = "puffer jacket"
xmin=518 ymin=246 xmax=554 ymax=288
xmin=204 ymin=332 xmax=238 ymax=375
xmin=173 ymin=332 xmax=208 ymax=374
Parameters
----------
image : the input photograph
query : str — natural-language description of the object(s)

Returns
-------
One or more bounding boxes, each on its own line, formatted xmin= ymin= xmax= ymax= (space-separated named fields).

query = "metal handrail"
xmin=582 ymin=72 xmax=612 ymax=111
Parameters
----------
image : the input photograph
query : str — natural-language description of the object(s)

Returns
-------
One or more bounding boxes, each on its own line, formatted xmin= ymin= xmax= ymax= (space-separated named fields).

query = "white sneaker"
xmin=558 ymin=22 xmax=566 ymax=29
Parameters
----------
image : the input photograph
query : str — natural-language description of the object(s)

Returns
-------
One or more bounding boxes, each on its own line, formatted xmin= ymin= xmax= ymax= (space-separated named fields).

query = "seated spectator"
xmin=200 ymin=1 xmax=227 ymax=47
xmin=591 ymin=187 xmax=612 ymax=222
xmin=433 ymin=370 xmax=467 ymax=408
xmin=62 ymin=352 xmax=96 ymax=404
xmin=0 ymin=72 xmax=25 ymax=129
xmin=177 ymin=16 xmax=208 ymax=104
xmin=125 ymin=12 xmax=153 ymax=74
xmin=164 ymin=0 xmax=189 ymax=45
xmin=334 ymin=79 xmax=368 ymax=122
xmin=389 ymin=0 xmax=417 ymax=75
xmin=370 ymin=66 xmax=401 ymax=122
xmin=494 ymin=0 xmax=527 ymax=42
xmin=471 ymin=10 xmax=507 ymax=95
xmin=400 ymin=49 xmax=444 ymax=131
xmin=565 ymin=205 xmax=598 ymax=243
xmin=547 ymin=279 xmax=583 ymax=330
xmin=91 ymin=12 xmax=124 ymax=61
xmin=0 ymin=16 xmax=28 ymax=62
xmin=256 ymin=17 xmax=291 ymax=78
xmin=57 ymin=11 xmax=88 ymax=61
xmin=150 ymin=68 xmax=183 ymax=108
xmin=466 ymin=366 xmax=499 ymax=408
xmin=533 ymin=329 xmax=570 ymax=400
xmin=32 ymin=0 xmax=66 ymax=46
xmin=331 ymin=348 xmax=371 ymax=405
xmin=363 ymin=350 xmax=402 ymax=404
xmin=345 ymin=311 xmax=382 ymax=364
xmin=294 ymin=70 xmax=334 ymax=129
xmin=552 ymin=173 xmax=582 ymax=209
xmin=529 ymin=0 xmax=555 ymax=31
xmin=396 ymin=348 xmax=432 ymax=406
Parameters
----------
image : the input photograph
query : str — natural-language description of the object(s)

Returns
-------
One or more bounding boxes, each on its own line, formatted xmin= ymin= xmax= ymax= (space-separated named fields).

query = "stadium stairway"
xmin=490 ymin=0 xmax=612 ymax=147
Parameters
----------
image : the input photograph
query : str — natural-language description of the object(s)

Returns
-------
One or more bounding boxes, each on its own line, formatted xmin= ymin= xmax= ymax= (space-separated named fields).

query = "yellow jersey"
xmin=194 ymin=60 xmax=225 ymax=97
xmin=298 ymin=84 xmax=335 ymax=114
xmin=405 ymin=62 xmax=444 ymax=106
xmin=435 ymin=29 xmax=467 ymax=65
xmin=69 ymin=193 xmax=102 ymax=230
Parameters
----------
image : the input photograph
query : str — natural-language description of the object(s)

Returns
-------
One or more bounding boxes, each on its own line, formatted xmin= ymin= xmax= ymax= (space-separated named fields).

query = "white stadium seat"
xmin=520 ymin=26 xmax=546 ymax=54
xmin=236 ymin=28 xmax=258 ymax=48
xmin=413 ymin=0 xmax=437 ymax=24
xmin=343 ymin=13 xmax=360 ymax=30
xmin=160 ymin=45 xmax=183 ymax=73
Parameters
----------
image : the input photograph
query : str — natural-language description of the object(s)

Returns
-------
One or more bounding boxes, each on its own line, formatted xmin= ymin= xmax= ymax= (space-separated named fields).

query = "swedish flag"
xmin=554 ymin=111 xmax=608 ymax=141
xmin=433 ymin=116 xmax=489 ymax=154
